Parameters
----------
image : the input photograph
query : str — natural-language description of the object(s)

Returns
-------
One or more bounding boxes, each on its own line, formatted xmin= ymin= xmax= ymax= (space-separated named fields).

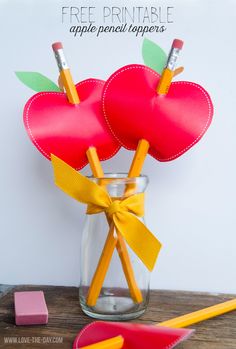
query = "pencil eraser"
xmin=172 ymin=39 xmax=184 ymax=50
xmin=52 ymin=42 xmax=63 ymax=51
xmin=14 ymin=291 xmax=48 ymax=325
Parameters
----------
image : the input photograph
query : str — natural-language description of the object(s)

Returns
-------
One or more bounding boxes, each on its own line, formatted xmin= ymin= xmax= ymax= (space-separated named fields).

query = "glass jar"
xmin=79 ymin=173 xmax=150 ymax=320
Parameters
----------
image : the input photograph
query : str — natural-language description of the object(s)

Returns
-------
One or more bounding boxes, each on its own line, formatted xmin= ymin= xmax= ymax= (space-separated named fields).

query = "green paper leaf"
xmin=142 ymin=38 xmax=167 ymax=74
xmin=15 ymin=72 xmax=60 ymax=92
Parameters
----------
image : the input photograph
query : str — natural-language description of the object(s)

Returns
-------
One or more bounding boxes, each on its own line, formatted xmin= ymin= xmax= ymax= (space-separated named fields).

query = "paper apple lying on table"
xmin=73 ymin=321 xmax=193 ymax=349
xmin=22 ymin=78 xmax=120 ymax=169
xmin=103 ymin=64 xmax=213 ymax=161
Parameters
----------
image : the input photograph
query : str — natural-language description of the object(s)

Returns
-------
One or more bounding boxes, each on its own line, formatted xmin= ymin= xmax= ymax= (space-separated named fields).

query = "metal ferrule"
xmin=54 ymin=49 xmax=69 ymax=71
xmin=166 ymin=47 xmax=181 ymax=71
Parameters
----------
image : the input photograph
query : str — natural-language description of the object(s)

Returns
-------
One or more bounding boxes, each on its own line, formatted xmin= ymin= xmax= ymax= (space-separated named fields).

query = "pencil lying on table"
xmin=78 ymin=298 xmax=236 ymax=349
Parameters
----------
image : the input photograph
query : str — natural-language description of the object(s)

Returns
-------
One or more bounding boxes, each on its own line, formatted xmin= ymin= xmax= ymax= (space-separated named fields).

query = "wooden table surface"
xmin=0 ymin=285 xmax=236 ymax=348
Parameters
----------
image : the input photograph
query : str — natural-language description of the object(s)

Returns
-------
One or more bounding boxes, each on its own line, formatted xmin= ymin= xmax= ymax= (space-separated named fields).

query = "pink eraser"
xmin=172 ymin=39 xmax=184 ymax=50
xmin=14 ymin=291 xmax=48 ymax=325
xmin=52 ymin=42 xmax=63 ymax=51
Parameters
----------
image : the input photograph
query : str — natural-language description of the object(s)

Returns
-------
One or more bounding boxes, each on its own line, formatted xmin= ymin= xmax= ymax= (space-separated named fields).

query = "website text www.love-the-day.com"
xmin=3 ymin=336 xmax=63 ymax=345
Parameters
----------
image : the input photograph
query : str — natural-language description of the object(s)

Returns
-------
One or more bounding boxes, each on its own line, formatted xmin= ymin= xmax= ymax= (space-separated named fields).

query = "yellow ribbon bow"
xmin=51 ymin=155 xmax=162 ymax=271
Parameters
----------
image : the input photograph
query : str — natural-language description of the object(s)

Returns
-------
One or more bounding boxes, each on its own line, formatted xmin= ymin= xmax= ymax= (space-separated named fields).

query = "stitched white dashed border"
xmin=165 ymin=328 xmax=194 ymax=349
xmin=102 ymin=64 xmax=213 ymax=162
xmin=24 ymin=78 xmax=120 ymax=170
xmin=73 ymin=321 xmax=101 ymax=348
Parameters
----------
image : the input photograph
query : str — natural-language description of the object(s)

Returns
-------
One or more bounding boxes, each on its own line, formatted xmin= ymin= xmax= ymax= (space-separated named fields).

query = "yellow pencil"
xmin=52 ymin=42 xmax=80 ymax=104
xmin=77 ymin=335 xmax=124 ymax=349
xmin=86 ymin=147 xmax=144 ymax=306
xmin=79 ymin=299 xmax=236 ymax=349
xmin=157 ymin=39 xmax=184 ymax=95
xmin=86 ymin=140 xmax=149 ymax=306
xmin=86 ymin=39 xmax=184 ymax=306
xmin=85 ymin=37 xmax=184 ymax=303
xmin=158 ymin=298 xmax=236 ymax=328
xmin=51 ymin=43 xmax=142 ymax=305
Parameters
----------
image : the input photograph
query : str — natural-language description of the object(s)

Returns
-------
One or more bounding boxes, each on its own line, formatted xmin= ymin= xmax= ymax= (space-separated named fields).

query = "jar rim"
xmin=87 ymin=172 xmax=148 ymax=180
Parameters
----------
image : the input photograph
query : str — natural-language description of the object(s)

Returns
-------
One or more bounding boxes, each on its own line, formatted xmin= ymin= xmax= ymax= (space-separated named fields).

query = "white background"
xmin=0 ymin=0 xmax=236 ymax=293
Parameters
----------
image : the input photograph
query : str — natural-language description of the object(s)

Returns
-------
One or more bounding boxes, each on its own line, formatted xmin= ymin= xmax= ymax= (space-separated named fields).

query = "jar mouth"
xmin=87 ymin=173 xmax=149 ymax=192
xmin=87 ymin=172 xmax=148 ymax=180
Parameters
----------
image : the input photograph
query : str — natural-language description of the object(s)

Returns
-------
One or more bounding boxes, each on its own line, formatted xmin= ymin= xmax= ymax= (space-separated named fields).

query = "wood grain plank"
xmin=0 ymin=286 xmax=235 ymax=348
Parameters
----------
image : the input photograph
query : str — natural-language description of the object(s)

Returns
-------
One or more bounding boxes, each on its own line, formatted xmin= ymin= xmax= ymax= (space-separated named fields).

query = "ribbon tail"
xmin=113 ymin=212 xmax=162 ymax=271
xmin=51 ymin=154 xmax=111 ymax=208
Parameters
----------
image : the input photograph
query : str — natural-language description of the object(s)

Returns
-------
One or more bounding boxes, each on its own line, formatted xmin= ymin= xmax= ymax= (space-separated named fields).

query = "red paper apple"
xmin=23 ymin=79 xmax=120 ymax=169
xmin=103 ymin=64 xmax=213 ymax=161
xmin=73 ymin=321 xmax=193 ymax=349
